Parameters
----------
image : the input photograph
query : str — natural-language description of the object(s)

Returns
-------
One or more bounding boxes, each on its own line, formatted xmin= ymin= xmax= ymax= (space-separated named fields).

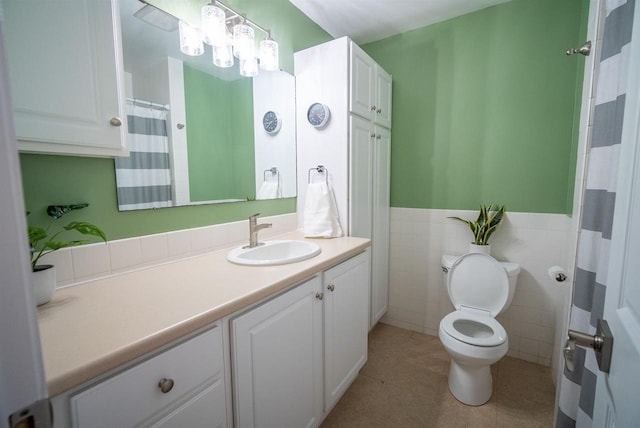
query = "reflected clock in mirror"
xmin=263 ymin=111 xmax=282 ymax=134
xmin=114 ymin=0 xmax=297 ymax=211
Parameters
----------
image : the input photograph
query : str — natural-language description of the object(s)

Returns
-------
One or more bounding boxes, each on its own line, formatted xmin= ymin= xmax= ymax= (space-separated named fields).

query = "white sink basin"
xmin=227 ymin=240 xmax=322 ymax=266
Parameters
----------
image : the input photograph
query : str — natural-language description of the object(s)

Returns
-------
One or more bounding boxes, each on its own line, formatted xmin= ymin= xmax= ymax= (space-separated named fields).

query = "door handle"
xmin=564 ymin=319 xmax=613 ymax=373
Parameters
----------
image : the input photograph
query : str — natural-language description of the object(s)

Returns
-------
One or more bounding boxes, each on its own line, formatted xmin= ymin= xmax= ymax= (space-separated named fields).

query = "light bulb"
xmin=240 ymin=56 xmax=258 ymax=77
xmin=259 ymin=38 xmax=279 ymax=71
xmin=213 ymin=43 xmax=234 ymax=68
xmin=178 ymin=20 xmax=204 ymax=56
xmin=201 ymin=4 xmax=226 ymax=46
xmin=233 ymin=23 xmax=254 ymax=59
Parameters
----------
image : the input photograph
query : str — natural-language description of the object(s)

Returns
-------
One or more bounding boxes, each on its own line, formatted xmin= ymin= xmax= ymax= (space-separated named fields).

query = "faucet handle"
xmin=249 ymin=213 xmax=260 ymax=220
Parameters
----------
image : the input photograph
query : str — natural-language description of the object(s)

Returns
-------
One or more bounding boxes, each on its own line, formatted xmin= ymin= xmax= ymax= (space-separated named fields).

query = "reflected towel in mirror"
xmin=303 ymin=181 xmax=343 ymax=238
xmin=257 ymin=181 xmax=280 ymax=199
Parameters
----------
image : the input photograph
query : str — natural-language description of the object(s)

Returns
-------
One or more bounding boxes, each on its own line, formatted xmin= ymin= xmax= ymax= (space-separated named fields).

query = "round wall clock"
xmin=307 ymin=103 xmax=330 ymax=128
xmin=263 ymin=110 xmax=282 ymax=134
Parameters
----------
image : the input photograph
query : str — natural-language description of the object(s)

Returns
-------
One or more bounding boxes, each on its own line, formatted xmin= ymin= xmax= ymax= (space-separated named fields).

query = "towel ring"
xmin=263 ymin=167 xmax=279 ymax=182
xmin=308 ymin=165 xmax=328 ymax=184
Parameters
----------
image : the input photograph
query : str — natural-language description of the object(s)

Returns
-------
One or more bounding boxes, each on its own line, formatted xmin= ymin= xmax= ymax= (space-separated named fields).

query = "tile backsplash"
xmin=41 ymin=213 xmax=297 ymax=287
xmin=383 ymin=208 xmax=577 ymax=367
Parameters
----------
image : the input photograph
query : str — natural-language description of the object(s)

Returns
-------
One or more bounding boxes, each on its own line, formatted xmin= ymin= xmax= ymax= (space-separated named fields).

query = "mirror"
xmin=116 ymin=1 xmax=296 ymax=211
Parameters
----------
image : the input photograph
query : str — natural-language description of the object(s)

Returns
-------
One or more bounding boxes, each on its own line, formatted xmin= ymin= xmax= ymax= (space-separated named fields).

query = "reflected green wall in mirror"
xmin=183 ymin=66 xmax=255 ymax=202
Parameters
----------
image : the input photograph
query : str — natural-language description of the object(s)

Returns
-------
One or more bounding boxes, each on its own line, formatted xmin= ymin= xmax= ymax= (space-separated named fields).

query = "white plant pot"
xmin=469 ymin=243 xmax=491 ymax=256
xmin=31 ymin=264 xmax=56 ymax=306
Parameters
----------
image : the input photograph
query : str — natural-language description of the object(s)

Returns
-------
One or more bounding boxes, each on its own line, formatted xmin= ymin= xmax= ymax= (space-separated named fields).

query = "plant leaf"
xmin=63 ymin=221 xmax=107 ymax=242
xmin=46 ymin=203 xmax=89 ymax=220
xmin=28 ymin=226 xmax=47 ymax=247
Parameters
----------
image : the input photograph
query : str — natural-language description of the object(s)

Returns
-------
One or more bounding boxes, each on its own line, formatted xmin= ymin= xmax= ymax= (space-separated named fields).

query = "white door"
xmin=0 ymin=23 xmax=50 ymax=427
xmin=592 ymin=3 xmax=640 ymax=425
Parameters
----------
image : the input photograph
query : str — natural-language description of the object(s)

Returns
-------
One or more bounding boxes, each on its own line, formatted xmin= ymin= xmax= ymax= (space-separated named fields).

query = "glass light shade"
xmin=233 ymin=23 xmax=254 ymax=59
xmin=239 ymin=56 xmax=258 ymax=77
xmin=259 ymin=38 xmax=279 ymax=71
xmin=178 ymin=20 xmax=204 ymax=56
xmin=201 ymin=4 xmax=226 ymax=46
xmin=213 ymin=43 xmax=234 ymax=68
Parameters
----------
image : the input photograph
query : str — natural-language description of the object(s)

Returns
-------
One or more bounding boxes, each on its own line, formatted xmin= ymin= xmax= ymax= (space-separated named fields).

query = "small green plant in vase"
xmin=28 ymin=203 xmax=107 ymax=305
xmin=448 ymin=204 xmax=505 ymax=254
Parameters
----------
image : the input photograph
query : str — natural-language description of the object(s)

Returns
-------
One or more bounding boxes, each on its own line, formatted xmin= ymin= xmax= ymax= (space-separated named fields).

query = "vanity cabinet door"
xmin=231 ymin=276 xmax=323 ymax=428
xmin=323 ymin=250 xmax=370 ymax=411
xmin=3 ymin=0 xmax=128 ymax=157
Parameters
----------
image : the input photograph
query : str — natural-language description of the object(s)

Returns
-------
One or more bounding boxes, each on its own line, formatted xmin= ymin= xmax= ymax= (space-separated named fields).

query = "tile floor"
xmin=321 ymin=324 xmax=555 ymax=428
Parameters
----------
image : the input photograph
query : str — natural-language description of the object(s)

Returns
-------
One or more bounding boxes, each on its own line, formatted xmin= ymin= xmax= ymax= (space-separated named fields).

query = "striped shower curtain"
xmin=557 ymin=0 xmax=635 ymax=426
xmin=115 ymin=102 xmax=173 ymax=211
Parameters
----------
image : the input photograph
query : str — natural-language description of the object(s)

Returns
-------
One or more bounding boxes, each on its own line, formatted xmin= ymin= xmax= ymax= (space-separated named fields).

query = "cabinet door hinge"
xmin=9 ymin=399 xmax=52 ymax=428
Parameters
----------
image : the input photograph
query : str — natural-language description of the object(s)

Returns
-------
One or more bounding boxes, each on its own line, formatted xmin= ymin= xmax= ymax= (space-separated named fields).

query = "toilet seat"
xmin=440 ymin=310 xmax=507 ymax=347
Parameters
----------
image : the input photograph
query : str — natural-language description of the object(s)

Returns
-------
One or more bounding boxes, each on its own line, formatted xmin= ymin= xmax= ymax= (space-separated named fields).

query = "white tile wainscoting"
xmin=39 ymin=213 xmax=298 ymax=288
xmin=382 ymin=208 xmax=577 ymax=367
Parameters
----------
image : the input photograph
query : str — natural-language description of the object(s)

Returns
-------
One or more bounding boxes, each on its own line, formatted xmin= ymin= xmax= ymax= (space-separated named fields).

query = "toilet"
xmin=438 ymin=253 xmax=520 ymax=406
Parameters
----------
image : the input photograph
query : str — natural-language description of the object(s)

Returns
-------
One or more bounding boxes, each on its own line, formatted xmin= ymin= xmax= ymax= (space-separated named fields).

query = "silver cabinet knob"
xmin=109 ymin=117 xmax=122 ymax=127
xmin=370 ymin=105 xmax=376 ymax=111
xmin=158 ymin=378 xmax=174 ymax=393
xmin=370 ymin=133 xmax=376 ymax=138
xmin=377 ymin=108 xmax=382 ymax=114
xmin=327 ymin=284 xmax=335 ymax=292
xmin=315 ymin=292 xmax=324 ymax=300
xmin=176 ymin=123 xmax=185 ymax=130
xmin=376 ymin=135 xmax=381 ymax=139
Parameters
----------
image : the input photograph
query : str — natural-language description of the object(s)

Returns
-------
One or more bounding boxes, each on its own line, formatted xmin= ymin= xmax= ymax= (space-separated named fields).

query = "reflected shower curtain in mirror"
xmin=115 ymin=102 xmax=173 ymax=211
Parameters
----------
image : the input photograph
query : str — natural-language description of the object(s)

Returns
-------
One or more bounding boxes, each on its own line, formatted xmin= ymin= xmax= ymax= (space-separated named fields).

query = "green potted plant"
xmin=448 ymin=204 xmax=505 ymax=255
xmin=28 ymin=203 xmax=107 ymax=305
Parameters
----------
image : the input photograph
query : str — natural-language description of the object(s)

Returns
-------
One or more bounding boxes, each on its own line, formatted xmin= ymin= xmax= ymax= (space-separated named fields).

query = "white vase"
xmin=31 ymin=264 xmax=56 ymax=306
xmin=469 ymin=243 xmax=491 ymax=256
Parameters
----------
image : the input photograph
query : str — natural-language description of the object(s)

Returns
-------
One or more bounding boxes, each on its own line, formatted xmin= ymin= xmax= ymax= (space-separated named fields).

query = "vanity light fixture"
xmin=178 ymin=1 xmax=279 ymax=76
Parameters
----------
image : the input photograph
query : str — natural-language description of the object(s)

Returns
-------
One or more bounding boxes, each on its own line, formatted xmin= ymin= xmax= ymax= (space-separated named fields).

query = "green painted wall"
xmin=363 ymin=0 xmax=588 ymax=213
xmin=20 ymin=0 xmax=330 ymax=240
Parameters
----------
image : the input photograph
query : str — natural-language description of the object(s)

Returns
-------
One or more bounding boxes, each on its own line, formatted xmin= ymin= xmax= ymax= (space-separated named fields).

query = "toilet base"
xmin=448 ymin=359 xmax=493 ymax=406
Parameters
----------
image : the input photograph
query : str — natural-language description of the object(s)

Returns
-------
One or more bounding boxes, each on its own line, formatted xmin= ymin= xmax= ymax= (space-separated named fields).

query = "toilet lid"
xmin=447 ymin=253 xmax=509 ymax=317
xmin=440 ymin=310 xmax=507 ymax=347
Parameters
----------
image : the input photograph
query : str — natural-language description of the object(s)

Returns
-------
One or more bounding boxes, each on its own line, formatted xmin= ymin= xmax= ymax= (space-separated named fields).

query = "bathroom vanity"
xmin=41 ymin=232 xmax=370 ymax=427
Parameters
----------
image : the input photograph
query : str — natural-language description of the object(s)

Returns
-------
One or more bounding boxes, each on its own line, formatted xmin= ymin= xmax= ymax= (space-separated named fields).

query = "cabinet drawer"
xmin=71 ymin=325 xmax=224 ymax=428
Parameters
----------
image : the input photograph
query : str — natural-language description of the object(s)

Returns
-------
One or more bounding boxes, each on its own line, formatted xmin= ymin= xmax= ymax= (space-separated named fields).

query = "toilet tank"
xmin=441 ymin=254 xmax=521 ymax=314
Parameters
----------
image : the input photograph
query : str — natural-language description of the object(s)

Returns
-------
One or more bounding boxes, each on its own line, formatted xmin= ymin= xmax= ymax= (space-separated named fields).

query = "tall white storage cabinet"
xmin=295 ymin=37 xmax=392 ymax=328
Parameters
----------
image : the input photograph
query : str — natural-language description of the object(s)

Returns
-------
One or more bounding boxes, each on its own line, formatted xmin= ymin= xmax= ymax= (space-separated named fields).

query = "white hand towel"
xmin=303 ymin=182 xmax=343 ymax=238
xmin=257 ymin=181 xmax=280 ymax=200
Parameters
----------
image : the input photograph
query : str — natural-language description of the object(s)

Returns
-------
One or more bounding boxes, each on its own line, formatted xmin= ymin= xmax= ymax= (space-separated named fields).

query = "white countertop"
xmin=37 ymin=231 xmax=370 ymax=396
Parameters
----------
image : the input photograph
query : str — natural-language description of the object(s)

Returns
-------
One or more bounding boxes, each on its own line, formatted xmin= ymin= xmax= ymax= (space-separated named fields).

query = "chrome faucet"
xmin=246 ymin=213 xmax=272 ymax=248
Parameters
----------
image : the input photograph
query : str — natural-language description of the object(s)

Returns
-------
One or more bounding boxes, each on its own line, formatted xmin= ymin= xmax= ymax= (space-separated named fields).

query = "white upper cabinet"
xmin=3 ymin=0 xmax=128 ymax=157
xmin=349 ymin=42 xmax=392 ymax=128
